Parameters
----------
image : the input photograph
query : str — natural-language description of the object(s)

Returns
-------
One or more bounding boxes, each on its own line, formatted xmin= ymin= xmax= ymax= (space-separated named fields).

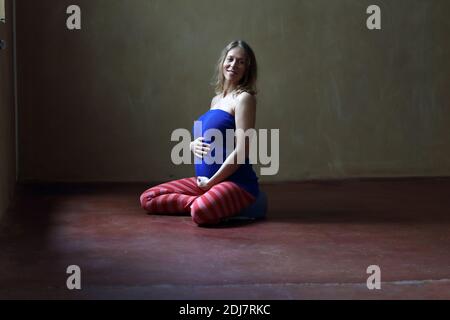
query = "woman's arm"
xmin=203 ymin=92 xmax=256 ymax=188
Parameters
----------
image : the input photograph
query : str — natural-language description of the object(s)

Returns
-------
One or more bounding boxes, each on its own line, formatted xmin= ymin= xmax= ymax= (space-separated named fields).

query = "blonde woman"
xmin=140 ymin=40 xmax=261 ymax=225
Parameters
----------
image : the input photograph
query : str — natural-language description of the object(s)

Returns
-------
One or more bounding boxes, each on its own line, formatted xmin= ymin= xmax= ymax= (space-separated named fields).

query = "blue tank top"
xmin=192 ymin=109 xmax=260 ymax=198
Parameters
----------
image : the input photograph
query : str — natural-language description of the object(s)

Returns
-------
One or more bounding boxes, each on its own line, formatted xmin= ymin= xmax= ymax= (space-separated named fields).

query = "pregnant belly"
xmin=195 ymin=162 xmax=220 ymax=178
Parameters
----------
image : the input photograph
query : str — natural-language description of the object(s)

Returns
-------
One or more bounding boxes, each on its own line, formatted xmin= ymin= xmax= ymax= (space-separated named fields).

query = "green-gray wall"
xmin=0 ymin=0 xmax=15 ymax=218
xmin=16 ymin=0 xmax=450 ymax=183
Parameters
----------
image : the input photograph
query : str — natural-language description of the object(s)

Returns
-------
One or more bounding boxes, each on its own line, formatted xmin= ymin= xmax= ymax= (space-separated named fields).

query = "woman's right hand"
xmin=190 ymin=137 xmax=211 ymax=158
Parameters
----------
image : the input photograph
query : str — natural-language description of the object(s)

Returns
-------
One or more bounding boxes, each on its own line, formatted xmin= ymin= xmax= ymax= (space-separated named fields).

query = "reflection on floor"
xmin=1 ymin=178 xmax=449 ymax=299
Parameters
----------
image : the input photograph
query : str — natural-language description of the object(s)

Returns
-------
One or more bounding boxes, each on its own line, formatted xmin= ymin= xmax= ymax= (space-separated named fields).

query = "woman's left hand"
xmin=197 ymin=176 xmax=212 ymax=190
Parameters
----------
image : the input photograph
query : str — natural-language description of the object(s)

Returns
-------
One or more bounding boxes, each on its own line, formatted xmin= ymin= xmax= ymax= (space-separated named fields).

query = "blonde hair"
xmin=212 ymin=40 xmax=258 ymax=96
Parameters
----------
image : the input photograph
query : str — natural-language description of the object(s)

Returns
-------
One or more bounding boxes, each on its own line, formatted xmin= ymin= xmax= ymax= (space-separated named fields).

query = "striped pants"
xmin=139 ymin=177 xmax=256 ymax=225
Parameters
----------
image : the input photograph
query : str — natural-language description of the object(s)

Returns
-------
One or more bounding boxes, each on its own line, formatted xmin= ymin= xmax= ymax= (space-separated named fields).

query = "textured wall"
xmin=16 ymin=0 xmax=450 ymax=183
xmin=0 ymin=0 xmax=15 ymax=218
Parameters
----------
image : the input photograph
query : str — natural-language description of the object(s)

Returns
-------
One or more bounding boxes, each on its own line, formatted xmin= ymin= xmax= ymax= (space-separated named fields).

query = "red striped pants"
xmin=139 ymin=177 xmax=256 ymax=225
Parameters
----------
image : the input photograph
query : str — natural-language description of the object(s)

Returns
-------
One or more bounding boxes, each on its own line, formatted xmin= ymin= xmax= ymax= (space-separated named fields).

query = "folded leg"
xmin=190 ymin=181 xmax=256 ymax=225
xmin=140 ymin=177 xmax=202 ymax=214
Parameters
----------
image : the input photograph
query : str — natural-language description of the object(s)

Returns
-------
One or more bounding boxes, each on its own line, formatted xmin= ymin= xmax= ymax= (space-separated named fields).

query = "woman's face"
xmin=223 ymin=47 xmax=247 ymax=85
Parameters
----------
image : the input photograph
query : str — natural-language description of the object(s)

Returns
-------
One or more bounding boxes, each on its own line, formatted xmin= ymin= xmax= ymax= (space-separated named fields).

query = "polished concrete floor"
xmin=1 ymin=178 xmax=449 ymax=299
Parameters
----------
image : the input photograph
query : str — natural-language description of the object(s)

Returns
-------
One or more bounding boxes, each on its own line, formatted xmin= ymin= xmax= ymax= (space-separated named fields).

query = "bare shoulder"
xmin=237 ymin=91 xmax=256 ymax=105
xmin=235 ymin=92 xmax=256 ymax=112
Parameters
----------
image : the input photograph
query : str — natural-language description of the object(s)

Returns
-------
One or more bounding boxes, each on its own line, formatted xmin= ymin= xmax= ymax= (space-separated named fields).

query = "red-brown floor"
xmin=1 ymin=178 xmax=449 ymax=299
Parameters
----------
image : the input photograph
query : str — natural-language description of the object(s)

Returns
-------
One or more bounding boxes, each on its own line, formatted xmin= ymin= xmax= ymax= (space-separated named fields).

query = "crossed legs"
xmin=139 ymin=177 xmax=256 ymax=225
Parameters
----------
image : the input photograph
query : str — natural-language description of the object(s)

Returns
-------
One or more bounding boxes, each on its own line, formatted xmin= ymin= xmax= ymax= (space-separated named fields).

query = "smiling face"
xmin=222 ymin=47 xmax=247 ymax=86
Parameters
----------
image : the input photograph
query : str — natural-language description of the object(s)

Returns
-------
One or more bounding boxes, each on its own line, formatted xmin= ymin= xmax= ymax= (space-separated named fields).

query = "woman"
xmin=140 ymin=40 xmax=260 ymax=226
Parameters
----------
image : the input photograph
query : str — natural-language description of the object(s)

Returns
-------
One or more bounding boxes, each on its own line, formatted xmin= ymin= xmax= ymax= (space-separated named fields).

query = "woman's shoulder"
xmin=236 ymin=91 xmax=256 ymax=105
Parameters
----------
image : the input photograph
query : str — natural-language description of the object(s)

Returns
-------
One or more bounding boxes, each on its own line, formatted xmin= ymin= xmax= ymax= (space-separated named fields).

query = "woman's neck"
xmin=223 ymin=81 xmax=238 ymax=97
